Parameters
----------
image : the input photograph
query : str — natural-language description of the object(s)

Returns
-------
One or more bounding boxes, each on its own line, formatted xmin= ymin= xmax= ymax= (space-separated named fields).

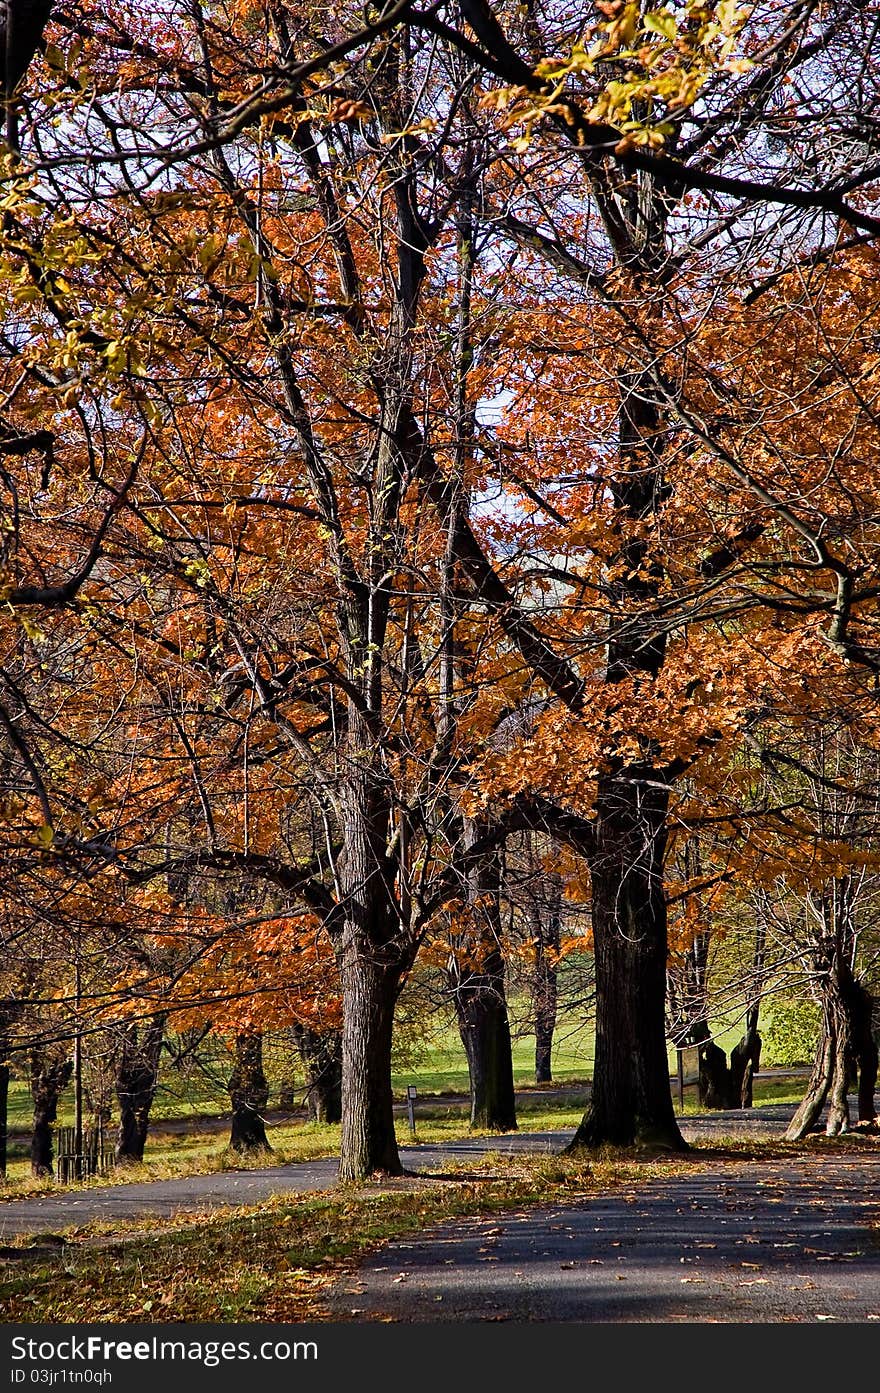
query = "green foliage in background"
xmin=763 ymin=997 xmax=821 ymax=1067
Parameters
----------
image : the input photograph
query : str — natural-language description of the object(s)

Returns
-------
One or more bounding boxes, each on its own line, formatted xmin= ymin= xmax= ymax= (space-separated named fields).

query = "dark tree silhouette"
xmin=1 ymin=1 xmax=54 ymax=98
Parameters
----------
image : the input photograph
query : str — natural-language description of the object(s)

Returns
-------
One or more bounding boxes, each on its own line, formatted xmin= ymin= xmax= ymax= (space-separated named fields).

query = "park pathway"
xmin=0 ymin=1105 xmax=805 ymax=1239
xmin=1 ymin=1103 xmax=878 ymax=1323
xmin=328 ymin=1150 xmax=880 ymax=1323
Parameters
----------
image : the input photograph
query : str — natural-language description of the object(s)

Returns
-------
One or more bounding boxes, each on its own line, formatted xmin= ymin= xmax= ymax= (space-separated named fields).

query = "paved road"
xmin=328 ymin=1152 xmax=880 ymax=1323
xmin=2 ymin=1101 xmax=878 ymax=1323
xmin=0 ymin=1102 xmax=864 ymax=1239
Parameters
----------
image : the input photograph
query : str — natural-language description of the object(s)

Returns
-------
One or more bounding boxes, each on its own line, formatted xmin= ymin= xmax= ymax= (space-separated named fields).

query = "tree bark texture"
xmin=568 ymin=342 xmax=685 ymax=1150
xmin=114 ymin=1016 xmax=165 ymax=1163
xmin=1 ymin=0 xmax=55 ymax=97
xmin=292 ymin=1024 xmax=342 ymax=1124
xmin=450 ymin=839 xmax=517 ymax=1131
xmin=337 ymin=944 xmax=403 ymax=1181
xmin=569 ymin=774 xmax=686 ymax=1151
xmin=785 ymin=945 xmax=873 ymax=1139
xmin=530 ymin=873 xmax=561 ymax=1084
xmin=729 ymin=1005 xmax=762 ymax=1109
xmin=689 ymin=1018 xmax=762 ymax=1111
xmin=227 ymin=1031 xmax=272 ymax=1153
xmin=29 ymin=1047 xmax=72 ymax=1177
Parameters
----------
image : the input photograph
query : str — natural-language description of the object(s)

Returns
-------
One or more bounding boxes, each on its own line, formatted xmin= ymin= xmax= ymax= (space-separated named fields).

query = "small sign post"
xmin=406 ymin=1085 xmax=417 ymax=1135
xmin=675 ymin=1047 xmax=701 ymax=1113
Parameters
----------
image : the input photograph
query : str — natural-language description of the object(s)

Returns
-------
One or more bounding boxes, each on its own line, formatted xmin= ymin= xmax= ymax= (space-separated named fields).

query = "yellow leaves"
xmin=379 ymin=116 xmax=439 ymax=145
xmin=488 ymin=0 xmax=752 ymax=156
xmin=14 ymin=611 xmax=45 ymax=644
xmin=643 ymin=9 xmax=678 ymax=43
xmin=183 ymin=558 xmax=212 ymax=589
xmin=42 ymin=42 xmax=66 ymax=73
xmin=593 ymin=1 xmax=640 ymax=53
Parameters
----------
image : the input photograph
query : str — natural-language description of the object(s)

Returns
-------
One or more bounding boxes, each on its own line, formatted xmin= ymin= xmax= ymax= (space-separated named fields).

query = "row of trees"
xmin=0 ymin=1 xmax=878 ymax=1181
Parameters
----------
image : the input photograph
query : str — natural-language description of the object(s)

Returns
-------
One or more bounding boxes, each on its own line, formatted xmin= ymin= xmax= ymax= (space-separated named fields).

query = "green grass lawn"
xmin=391 ymin=1011 xmax=595 ymax=1095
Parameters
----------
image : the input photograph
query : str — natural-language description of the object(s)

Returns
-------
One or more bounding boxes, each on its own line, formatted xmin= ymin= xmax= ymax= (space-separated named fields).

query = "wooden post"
xmin=73 ymin=958 xmax=83 ymax=1182
xmin=406 ymin=1085 xmax=417 ymax=1135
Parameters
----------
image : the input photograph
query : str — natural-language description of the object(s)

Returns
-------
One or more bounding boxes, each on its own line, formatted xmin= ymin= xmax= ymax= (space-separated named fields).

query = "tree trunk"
xmin=569 ymin=773 xmax=686 ymax=1152
xmin=697 ymin=1030 xmax=734 ymax=1110
xmin=455 ymin=957 xmax=518 ymax=1131
xmin=227 ymin=1032 xmax=272 ymax=1153
xmin=337 ymin=946 xmax=403 ymax=1181
xmin=851 ymin=981 xmax=877 ymax=1123
xmin=292 ymin=1025 xmax=342 ymax=1124
xmin=683 ymin=1015 xmax=762 ymax=1111
xmin=532 ymin=875 xmax=561 ymax=1084
xmin=785 ymin=946 xmax=855 ymax=1140
xmin=450 ymin=842 xmax=517 ymax=1132
xmin=729 ymin=1004 xmax=762 ymax=1109
xmin=786 ymin=1028 xmax=835 ymax=1140
xmin=114 ymin=1016 xmax=165 ymax=1164
xmin=333 ymin=748 xmax=412 ymax=1182
xmin=30 ymin=1048 xmax=72 ymax=1177
xmin=534 ymin=953 xmax=558 ymax=1085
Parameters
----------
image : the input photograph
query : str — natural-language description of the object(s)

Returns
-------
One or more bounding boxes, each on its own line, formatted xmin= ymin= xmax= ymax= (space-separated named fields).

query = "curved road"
xmin=0 ymin=1105 xmax=802 ymax=1239
xmin=1 ymin=1103 xmax=878 ymax=1322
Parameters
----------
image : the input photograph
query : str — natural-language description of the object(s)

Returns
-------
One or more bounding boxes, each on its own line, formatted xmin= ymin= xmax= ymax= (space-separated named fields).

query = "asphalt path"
xmin=0 ymin=1102 xmax=869 ymax=1241
xmin=0 ymin=1109 xmax=788 ymax=1239
xmin=329 ymin=1150 xmax=880 ymax=1323
xmin=1 ymin=1101 xmax=879 ymax=1324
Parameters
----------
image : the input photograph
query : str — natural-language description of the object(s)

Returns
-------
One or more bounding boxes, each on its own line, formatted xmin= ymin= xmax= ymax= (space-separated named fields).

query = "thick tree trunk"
xmin=683 ymin=1017 xmax=761 ymax=1111
xmin=334 ymin=753 xmax=412 ymax=1181
xmin=786 ymin=1029 xmax=834 ymax=1140
xmin=114 ymin=1016 xmax=165 ymax=1164
xmin=569 ymin=774 xmax=686 ymax=1152
xmin=786 ymin=948 xmax=856 ymax=1140
xmin=227 ymin=1032 xmax=272 ymax=1153
xmin=337 ymin=946 xmax=403 ymax=1181
xmin=697 ymin=1030 xmax=734 ymax=1110
xmin=567 ymin=341 xmax=684 ymax=1153
xmin=1 ymin=0 xmax=55 ymax=99
xmin=451 ymin=842 xmax=517 ymax=1132
xmin=455 ymin=959 xmax=518 ymax=1131
xmin=292 ymin=1025 xmax=342 ymax=1124
xmin=824 ymin=1008 xmax=852 ymax=1137
xmin=30 ymin=1049 xmax=73 ymax=1178
xmin=851 ymin=981 xmax=877 ymax=1123
xmin=729 ymin=1005 xmax=762 ymax=1109
xmin=674 ymin=918 xmax=763 ymax=1110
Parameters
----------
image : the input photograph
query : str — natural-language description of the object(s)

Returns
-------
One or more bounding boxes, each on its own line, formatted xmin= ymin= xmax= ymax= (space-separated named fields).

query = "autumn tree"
xmin=4 ymin=0 xmax=880 ymax=1182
